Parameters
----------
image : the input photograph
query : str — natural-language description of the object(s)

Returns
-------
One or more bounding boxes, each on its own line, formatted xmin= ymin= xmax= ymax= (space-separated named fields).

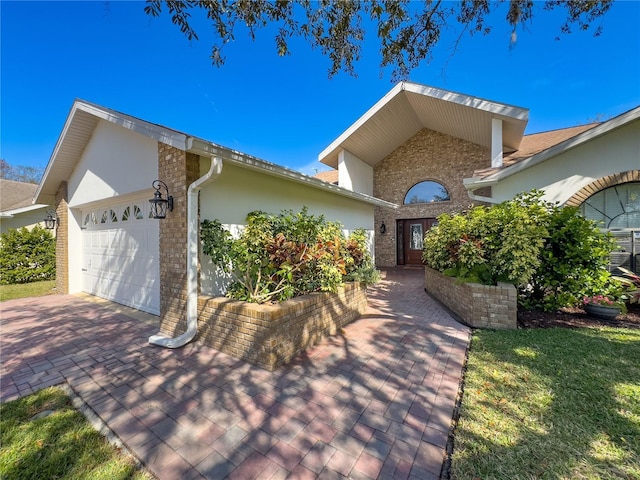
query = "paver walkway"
xmin=1 ymin=268 xmax=470 ymax=479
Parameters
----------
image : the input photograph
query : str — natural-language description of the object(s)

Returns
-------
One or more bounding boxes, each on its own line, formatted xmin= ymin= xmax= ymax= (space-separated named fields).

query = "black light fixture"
xmin=380 ymin=222 xmax=386 ymax=234
xmin=149 ymin=180 xmax=174 ymax=219
xmin=44 ymin=209 xmax=57 ymax=230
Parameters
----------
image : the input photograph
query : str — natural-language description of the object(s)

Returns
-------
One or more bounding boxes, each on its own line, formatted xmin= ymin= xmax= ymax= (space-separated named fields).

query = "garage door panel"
xmin=82 ymin=202 xmax=159 ymax=315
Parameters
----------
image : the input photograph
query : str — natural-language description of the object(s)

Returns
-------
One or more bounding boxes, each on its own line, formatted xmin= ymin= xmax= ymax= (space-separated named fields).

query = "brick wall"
xmin=55 ymin=182 xmax=69 ymax=294
xmin=374 ymin=128 xmax=490 ymax=266
xmin=424 ymin=267 xmax=517 ymax=329
xmin=197 ymin=283 xmax=368 ymax=371
xmin=158 ymin=143 xmax=200 ymax=336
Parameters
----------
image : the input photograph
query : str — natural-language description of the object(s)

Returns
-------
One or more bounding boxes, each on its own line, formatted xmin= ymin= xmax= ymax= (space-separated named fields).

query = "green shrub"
xmin=519 ymin=204 xmax=618 ymax=311
xmin=201 ymin=207 xmax=378 ymax=303
xmin=0 ymin=226 xmax=56 ymax=285
xmin=423 ymin=191 xmax=548 ymax=286
xmin=423 ymin=190 xmax=619 ymax=312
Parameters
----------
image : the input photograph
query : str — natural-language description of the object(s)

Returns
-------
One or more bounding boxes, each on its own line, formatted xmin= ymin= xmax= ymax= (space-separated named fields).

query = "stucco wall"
xmin=374 ymin=128 xmax=490 ymax=267
xmin=199 ymin=162 xmax=376 ymax=296
xmin=0 ymin=208 xmax=49 ymax=235
xmin=491 ymin=120 xmax=640 ymax=205
xmin=67 ymin=120 xmax=157 ymax=207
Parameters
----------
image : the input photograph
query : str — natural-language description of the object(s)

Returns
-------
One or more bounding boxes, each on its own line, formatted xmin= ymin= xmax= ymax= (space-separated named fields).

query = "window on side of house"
xmin=580 ymin=182 xmax=640 ymax=229
xmin=403 ymin=181 xmax=450 ymax=205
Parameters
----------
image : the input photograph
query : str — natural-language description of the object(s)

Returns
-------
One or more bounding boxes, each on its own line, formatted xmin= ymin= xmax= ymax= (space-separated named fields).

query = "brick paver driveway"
xmin=1 ymin=268 xmax=470 ymax=479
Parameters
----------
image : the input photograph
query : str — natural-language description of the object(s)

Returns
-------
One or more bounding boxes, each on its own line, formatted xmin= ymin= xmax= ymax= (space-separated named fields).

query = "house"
xmin=37 ymin=83 xmax=639 ymax=347
xmin=34 ymin=100 xmax=394 ymax=347
xmin=0 ymin=179 xmax=51 ymax=235
xmin=317 ymin=82 xmax=640 ymax=269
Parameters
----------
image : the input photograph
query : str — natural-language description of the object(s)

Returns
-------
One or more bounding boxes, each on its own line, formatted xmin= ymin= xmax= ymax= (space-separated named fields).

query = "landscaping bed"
xmin=518 ymin=302 xmax=640 ymax=330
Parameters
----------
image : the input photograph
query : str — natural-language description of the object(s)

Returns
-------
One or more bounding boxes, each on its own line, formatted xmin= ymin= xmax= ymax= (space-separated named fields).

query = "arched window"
xmin=403 ymin=181 xmax=450 ymax=205
xmin=580 ymin=182 xmax=640 ymax=229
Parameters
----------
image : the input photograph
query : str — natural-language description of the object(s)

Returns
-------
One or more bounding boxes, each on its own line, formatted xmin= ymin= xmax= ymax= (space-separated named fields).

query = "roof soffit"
xmin=319 ymin=82 xmax=529 ymax=168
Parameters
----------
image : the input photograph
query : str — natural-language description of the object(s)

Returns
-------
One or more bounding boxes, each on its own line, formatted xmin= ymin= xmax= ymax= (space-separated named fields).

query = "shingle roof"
xmin=473 ymin=123 xmax=600 ymax=178
xmin=0 ymin=179 xmax=38 ymax=211
xmin=314 ymin=170 xmax=339 ymax=184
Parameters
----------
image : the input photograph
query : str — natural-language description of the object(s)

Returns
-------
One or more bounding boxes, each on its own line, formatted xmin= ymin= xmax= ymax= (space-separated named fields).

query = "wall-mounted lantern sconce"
xmin=44 ymin=210 xmax=58 ymax=230
xmin=149 ymin=180 xmax=174 ymax=219
xmin=380 ymin=222 xmax=386 ymax=234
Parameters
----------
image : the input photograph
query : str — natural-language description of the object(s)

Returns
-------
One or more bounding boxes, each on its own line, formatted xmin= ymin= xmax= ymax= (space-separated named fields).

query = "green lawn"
xmin=0 ymin=280 xmax=57 ymax=301
xmin=0 ymin=387 xmax=152 ymax=480
xmin=451 ymin=326 xmax=640 ymax=480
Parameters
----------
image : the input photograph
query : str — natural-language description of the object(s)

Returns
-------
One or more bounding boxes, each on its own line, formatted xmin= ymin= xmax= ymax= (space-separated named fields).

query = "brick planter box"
xmin=196 ymin=282 xmax=368 ymax=371
xmin=424 ymin=266 xmax=517 ymax=329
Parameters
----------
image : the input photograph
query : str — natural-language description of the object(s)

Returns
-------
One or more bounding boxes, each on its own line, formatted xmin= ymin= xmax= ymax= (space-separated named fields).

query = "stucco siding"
xmin=67 ymin=120 xmax=157 ymax=208
xmin=491 ymin=120 xmax=640 ymax=205
xmin=199 ymin=162 xmax=375 ymax=296
xmin=200 ymin=162 xmax=374 ymax=230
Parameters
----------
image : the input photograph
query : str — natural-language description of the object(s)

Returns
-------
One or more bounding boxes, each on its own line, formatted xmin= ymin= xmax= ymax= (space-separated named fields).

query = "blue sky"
xmin=2 ymin=1 xmax=639 ymax=176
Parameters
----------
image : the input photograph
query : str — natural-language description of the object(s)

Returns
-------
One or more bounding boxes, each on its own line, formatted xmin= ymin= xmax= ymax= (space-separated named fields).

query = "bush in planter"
xmin=201 ymin=207 xmax=378 ymax=304
xmin=422 ymin=191 xmax=548 ymax=286
xmin=0 ymin=226 xmax=55 ymax=285
xmin=422 ymin=190 xmax=621 ymax=312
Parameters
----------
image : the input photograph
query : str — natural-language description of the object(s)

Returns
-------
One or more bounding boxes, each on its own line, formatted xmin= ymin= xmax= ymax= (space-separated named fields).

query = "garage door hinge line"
xmin=148 ymin=155 xmax=223 ymax=348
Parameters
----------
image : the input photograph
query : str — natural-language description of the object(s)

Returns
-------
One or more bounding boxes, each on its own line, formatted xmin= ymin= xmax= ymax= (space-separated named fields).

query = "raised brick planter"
xmin=196 ymin=282 xmax=368 ymax=371
xmin=424 ymin=266 xmax=517 ymax=329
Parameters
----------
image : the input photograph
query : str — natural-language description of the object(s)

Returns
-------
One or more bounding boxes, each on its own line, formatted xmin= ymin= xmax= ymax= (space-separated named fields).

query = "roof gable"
xmin=36 ymin=100 xmax=397 ymax=210
xmin=319 ymin=82 xmax=529 ymax=168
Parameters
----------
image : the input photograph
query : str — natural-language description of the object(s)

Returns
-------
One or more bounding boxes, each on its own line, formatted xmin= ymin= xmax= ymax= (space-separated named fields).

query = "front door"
xmin=397 ymin=218 xmax=436 ymax=265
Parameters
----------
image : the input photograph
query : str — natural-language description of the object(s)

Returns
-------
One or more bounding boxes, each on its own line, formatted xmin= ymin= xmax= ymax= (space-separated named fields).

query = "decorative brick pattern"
xmin=424 ymin=266 xmax=517 ymax=329
xmin=373 ymin=129 xmax=490 ymax=267
xmin=565 ymin=170 xmax=640 ymax=207
xmin=55 ymin=181 xmax=69 ymax=294
xmin=196 ymin=283 xmax=368 ymax=370
xmin=157 ymin=143 xmax=200 ymax=337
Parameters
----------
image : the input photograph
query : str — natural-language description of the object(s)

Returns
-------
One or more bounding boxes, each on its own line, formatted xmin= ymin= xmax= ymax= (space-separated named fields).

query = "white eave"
xmin=464 ymin=105 xmax=640 ymax=189
xmin=35 ymin=100 xmax=397 ymax=210
xmin=0 ymin=203 xmax=49 ymax=218
xmin=319 ymin=81 xmax=529 ymax=169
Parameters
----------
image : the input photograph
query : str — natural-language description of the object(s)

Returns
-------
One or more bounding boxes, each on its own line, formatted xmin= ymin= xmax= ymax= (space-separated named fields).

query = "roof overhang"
xmin=319 ymin=82 xmax=529 ymax=169
xmin=0 ymin=203 xmax=49 ymax=218
xmin=464 ymin=105 xmax=640 ymax=190
xmin=35 ymin=100 xmax=397 ymax=210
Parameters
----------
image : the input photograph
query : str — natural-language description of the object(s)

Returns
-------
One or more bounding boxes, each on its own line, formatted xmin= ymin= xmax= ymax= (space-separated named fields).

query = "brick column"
xmin=158 ymin=143 xmax=200 ymax=336
xmin=55 ymin=182 xmax=69 ymax=294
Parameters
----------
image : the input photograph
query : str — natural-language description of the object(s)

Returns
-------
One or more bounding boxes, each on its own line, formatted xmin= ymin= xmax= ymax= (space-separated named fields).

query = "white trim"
xmin=469 ymin=106 xmax=640 ymax=186
xmin=0 ymin=204 xmax=49 ymax=218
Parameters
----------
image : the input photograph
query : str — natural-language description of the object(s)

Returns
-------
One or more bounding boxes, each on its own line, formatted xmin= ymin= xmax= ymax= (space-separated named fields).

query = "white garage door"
xmin=82 ymin=201 xmax=160 ymax=315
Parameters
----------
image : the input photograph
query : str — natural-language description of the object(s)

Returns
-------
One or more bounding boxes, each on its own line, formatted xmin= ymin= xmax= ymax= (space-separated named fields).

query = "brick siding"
xmin=565 ymin=170 xmax=640 ymax=207
xmin=157 ymin=143 xmax=201 ymax=336
xmin=373 ymin=128 xmax=490 ymax=267
xmin=55 ymin=181 xmax=69 ymax=294
xmin=424 ymin=266 xmax=517 ymax=329
xmin=197 ymin=283 xmax=368 ymax=371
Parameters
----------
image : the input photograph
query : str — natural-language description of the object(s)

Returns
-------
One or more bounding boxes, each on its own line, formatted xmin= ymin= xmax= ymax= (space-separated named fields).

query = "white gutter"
xmin=148 ymin=155 xmax=223 ymax=348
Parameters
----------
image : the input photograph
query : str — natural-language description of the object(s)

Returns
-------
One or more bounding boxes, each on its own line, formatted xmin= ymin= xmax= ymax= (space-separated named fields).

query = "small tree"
xmin=0 ymin=226 xmax=56 ymax=284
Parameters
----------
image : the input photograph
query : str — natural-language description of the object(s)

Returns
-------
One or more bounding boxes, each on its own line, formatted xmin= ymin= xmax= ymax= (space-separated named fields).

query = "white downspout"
xmin=149 ymin=156 xmax=223 ymax=348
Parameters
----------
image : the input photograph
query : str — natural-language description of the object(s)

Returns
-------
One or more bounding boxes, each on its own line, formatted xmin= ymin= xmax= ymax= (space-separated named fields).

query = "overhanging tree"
xmin=144 ymin=0 xmax=612 ymax=79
